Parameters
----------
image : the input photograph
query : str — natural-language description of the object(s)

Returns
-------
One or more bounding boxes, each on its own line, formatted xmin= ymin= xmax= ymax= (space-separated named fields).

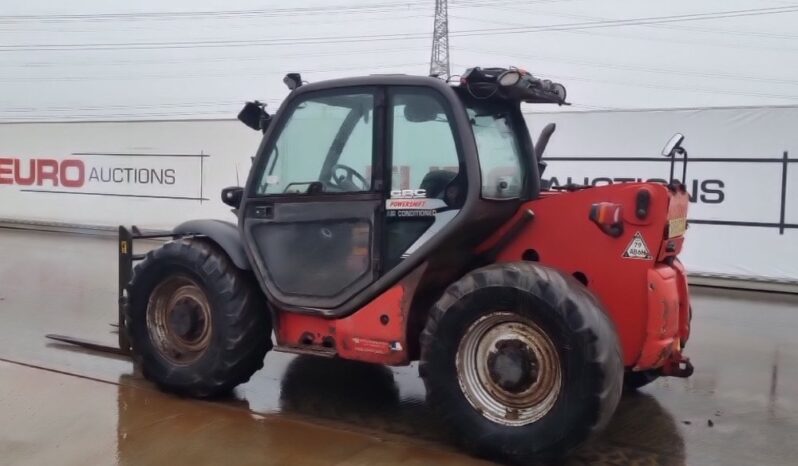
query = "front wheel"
xmin=420 ymin=263 xmax=623 ymax=463
xmin=126 ymin=238 xmax=272 ymax=398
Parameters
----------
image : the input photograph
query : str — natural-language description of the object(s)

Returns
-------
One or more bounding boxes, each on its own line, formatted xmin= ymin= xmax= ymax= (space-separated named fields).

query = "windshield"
xmin=255 ymin=91 xmax=374 ymax=195
xmin=459 ymin=94 xmax=526 ymax=199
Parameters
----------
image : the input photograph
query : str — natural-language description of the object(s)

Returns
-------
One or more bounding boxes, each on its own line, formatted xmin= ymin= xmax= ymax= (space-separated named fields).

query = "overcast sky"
xmin=2 ymin=0 xmax=798 ymax=121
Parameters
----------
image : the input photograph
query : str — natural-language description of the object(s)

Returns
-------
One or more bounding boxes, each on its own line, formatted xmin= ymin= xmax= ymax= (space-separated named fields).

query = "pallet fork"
xmin=45 ymin=226 xmax=172 ymax=357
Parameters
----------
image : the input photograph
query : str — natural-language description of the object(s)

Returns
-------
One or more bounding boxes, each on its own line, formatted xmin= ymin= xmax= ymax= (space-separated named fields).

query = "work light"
xmin=498 ymin=70 xmax=521 ymax=86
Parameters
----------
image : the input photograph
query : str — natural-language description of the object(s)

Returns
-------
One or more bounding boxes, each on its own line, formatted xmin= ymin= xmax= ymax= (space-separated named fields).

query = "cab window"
xmin=256 ymin=91 xmax=374 ymax=195
xmin=385 ymin=87 xmax=463 ymax=269
xmin=390 ymin=88 xmax=460 ymax=195
xmin=462 ymin=96 xmax=525 ymax=199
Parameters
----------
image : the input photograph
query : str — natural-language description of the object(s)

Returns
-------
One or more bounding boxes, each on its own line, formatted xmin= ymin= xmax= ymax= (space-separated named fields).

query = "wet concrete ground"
xmin=1 ymin=228 xmax=797 ymax=465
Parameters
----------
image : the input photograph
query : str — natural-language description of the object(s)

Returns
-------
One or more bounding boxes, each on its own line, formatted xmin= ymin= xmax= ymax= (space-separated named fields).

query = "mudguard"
xmin=173 ymin=219 xmax=251 ymax=270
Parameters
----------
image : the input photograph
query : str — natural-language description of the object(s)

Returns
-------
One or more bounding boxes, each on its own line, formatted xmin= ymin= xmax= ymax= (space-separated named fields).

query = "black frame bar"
xmin=546 ymin=152 xmax=793 ymax=235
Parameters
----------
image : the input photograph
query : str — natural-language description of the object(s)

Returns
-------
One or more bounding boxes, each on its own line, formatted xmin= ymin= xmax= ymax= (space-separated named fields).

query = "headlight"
xmin=498 ymin=70 xmax=521 ymax=86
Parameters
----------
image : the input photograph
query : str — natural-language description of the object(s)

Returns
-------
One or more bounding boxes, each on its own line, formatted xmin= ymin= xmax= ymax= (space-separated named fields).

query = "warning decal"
xmin=622 ymin=231 xmax=653 ymax=260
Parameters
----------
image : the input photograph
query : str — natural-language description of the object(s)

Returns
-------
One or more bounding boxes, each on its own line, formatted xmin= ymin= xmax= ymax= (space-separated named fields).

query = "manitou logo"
xmin=0 ymin=157 xmax=85 ymax=187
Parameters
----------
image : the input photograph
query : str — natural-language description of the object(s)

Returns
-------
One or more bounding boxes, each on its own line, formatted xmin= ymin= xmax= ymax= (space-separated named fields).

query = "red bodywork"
xmin=274 ymin=266 xmax=426 ymax=365
xmin=483 ymin=182 xmax=691 ymax=371
xmin=274 ymin=182 xmax=691 ymax=373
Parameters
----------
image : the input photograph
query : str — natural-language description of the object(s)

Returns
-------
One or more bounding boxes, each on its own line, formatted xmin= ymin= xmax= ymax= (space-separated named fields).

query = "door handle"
xmin=253 ymin=205 xmax=274 ymax=219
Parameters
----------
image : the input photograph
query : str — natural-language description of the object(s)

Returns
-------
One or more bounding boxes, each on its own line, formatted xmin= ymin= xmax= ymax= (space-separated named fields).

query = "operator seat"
xmin=420 ymin=170 xmax=457 ymax=198
xmin=420 ymin=169 xmax=466 ymax=208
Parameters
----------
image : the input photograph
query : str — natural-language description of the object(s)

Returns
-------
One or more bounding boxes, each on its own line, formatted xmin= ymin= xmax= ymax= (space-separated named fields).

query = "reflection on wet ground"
xmin=269 ymin=356 xmax=688 ymax=465
xmin=277 ymin=357 xmax=448 ymax=442
xmin=1 ymin=229 xmax=798 ymax=465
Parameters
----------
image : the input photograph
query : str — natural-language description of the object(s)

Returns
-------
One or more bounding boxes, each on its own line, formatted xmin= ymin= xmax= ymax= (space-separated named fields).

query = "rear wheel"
xmin=126 ymin=238 xmax=272 ymax=398
xmin=420 ymin=262 xmax=623 ymax=463
xmin=457 ymin=312 xmax=562 ymax=426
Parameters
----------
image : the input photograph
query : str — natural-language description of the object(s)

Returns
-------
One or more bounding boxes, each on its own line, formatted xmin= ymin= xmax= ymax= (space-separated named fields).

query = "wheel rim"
xmin=146 ymin=276 xmax=212 ymax=365
xmin=456 ymin=312 xmax=562 ymax=426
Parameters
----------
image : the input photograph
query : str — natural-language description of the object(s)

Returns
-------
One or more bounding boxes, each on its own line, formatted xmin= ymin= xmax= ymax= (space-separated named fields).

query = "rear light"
xmin=589 ymin=202 xmax=624 ymax=237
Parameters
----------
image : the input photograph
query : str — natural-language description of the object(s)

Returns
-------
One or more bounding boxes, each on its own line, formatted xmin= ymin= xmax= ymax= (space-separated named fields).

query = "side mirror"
xmin=221 ymin=186 xmax=244 ymax=208
xmin=662 ymin=133 xmax=684 ymax=157
xmin=237 ymin=101 xmax=271 ymax=133
xmin=283 ymin=72 xmax=303 ymax=91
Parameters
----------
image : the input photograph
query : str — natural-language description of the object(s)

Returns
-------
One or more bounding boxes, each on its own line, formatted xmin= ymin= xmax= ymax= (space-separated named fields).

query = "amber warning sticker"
xmin=622 ymin=231 xmax=652 ymax=260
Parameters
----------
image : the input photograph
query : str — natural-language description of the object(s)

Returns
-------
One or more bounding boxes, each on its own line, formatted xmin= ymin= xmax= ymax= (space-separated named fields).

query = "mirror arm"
xmin=668 ymin=147 xmax=688 ymax=186
xmin=678 ymin=148 xmax=688 ymax=188
xmin=260 ymin=112 xmax=272 ymax=133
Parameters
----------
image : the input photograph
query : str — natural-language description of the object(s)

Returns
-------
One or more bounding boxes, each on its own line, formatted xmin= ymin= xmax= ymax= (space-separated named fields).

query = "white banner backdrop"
xmin=1 ymin=104 xmax=797 ymax=282
xmin=0 ymin=119 xmax=260 ymax=228
xmin=526 ymin=105 xmax=798 ymax=282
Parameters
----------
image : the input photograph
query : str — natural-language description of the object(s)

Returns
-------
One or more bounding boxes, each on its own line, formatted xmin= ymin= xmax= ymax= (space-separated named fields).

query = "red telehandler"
xmin=50 ymin=67 xmax=693 ymax=464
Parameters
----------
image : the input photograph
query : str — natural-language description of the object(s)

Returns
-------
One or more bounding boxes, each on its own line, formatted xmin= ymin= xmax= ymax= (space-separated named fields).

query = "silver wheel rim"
xmin=456 ymin=311 xmax=562 ymax=426
xmin=146 ymin=276 xmax=212 ymax=365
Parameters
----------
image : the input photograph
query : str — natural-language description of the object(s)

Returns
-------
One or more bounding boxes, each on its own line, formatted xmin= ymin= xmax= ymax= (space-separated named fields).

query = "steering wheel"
xmin=330 ymin=163 xmax=369 ymax=191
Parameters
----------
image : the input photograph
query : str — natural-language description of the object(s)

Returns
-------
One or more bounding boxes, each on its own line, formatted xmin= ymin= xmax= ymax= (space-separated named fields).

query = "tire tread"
xmin=125 ymin=238 xmax=271 ymax=398
xmin=419 ymin=262 xmax=623 ymax=462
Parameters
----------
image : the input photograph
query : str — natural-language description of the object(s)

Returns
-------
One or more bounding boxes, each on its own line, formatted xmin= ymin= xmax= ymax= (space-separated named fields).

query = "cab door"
xmin=240 ymin=88 xmax=384 ymax=310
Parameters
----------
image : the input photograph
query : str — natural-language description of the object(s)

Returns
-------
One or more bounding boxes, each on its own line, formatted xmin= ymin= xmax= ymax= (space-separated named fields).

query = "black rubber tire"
xmin=419 ymin=262 xmax=623 ymax=464
xmin=125 ymin=238 xmax=272 ymax=398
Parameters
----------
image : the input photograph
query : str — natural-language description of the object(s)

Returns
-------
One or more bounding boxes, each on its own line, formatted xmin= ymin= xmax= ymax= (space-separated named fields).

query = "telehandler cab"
xmin=53 ymin=67 xmax=694 ymax=463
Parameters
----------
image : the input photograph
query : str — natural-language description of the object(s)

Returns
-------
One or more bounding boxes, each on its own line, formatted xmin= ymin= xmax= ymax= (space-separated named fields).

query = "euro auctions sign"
xmin=0 ymin=153 xmax=200 ymax=200
xmin=0 ymin=157 xmax=86 ymax=188
xmin=0 ymin=119 xmax=262 ymax=229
